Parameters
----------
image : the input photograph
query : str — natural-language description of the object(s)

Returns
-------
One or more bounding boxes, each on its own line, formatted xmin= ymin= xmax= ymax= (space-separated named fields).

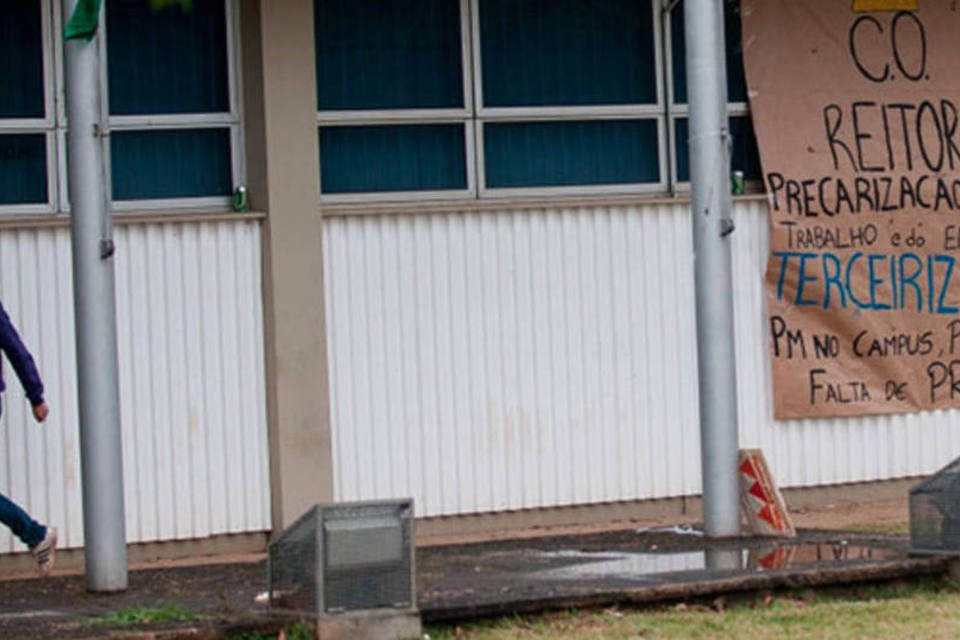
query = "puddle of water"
xmin=533 ymin=551 xmax=707 ymax=580
xmin=0 ymin=610 xmax=69 ymax=620
xmin=530 ymin=543 xmax=905 ymax=581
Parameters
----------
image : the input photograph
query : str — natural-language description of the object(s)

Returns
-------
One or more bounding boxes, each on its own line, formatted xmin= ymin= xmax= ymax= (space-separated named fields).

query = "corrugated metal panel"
xmin=0 ymin=220 xmax=269 ymax=553
xmin=326 ymin=201 xmax=960 ymax=518
xmin=730 ymin=200 xmax=960 ymax=488
xmin=324 ymin=206 xmax=702 ymax=517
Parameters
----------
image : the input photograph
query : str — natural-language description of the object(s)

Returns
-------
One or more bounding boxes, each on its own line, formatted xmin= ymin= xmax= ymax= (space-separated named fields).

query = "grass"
xmin=86 ymin=607 xmax=317 ymax=639
xmin=425 ymin=576 xmax=960 ymax=639
xmin=86 ymin=606 xmax=318 ymax=640
xmin=226 ymin=621 xmax=316 ymax=640
xmin=86 ymin=602 xmax=201 ymax=626
xmin=847 ymin=521 xmax=910 ymax=536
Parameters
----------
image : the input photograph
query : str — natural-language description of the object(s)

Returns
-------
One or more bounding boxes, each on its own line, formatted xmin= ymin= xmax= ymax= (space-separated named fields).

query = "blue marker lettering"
xmin=795 ymin=253 xmax=819 ymax=306
xmin=935 ymin=255 xmax=959 ymax=314
xmin=822 ymin=253 xmax=845 ymax=310
xmin=868 ymin=254 xmax=891 ymax=310
xmin=899 ymin=253 xmax=923 ymax=312
xmin=845 ymin=252 xmax=869 ymax=309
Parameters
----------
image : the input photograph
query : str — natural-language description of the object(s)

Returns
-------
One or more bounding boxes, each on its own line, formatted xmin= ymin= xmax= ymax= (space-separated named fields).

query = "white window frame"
xmin=2 ymin=0 xmax=244 ymax=216
xmin=317 ymin=0 xmax=476 ymax=205
xmin=0 ymin=0 xmax=58 ymax=215
xmin=317 ymin=0 xmax=673 ymax=204
xmin=473 ymin=0 xmax=669 ymax=199
xmin=99 ymin=0 xmax=244 ymax=212
xmin=316 ymin=0 xmax=753 ymax=204
xmin=663 ymin=0 xmax=751 ymax=194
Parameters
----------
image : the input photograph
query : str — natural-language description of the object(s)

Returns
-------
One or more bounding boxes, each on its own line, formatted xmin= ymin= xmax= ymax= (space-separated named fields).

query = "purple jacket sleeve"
xmin=0 ymin=301 xmax=45 ymax=407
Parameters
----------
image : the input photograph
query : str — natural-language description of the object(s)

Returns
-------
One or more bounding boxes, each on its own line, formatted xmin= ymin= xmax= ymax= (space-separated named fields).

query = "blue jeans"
xmin=0 ymin=400 xmax=46 ymax=548
xmin=0 ymin=493 xmax=45 ymax=548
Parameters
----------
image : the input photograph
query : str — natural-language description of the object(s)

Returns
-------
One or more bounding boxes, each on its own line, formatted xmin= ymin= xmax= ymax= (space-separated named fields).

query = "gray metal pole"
xmin=683 ymin=0 xmax=741 ymax=537
xmin=62 ymin=0 xmax=128 ymax=591
xmin=705 ymin=548 xmax=743 ymax=571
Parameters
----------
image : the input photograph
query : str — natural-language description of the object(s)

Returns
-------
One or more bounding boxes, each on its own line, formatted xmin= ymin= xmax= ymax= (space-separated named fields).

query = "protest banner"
xmin=743 ymin=0 xmax=960 ymax=418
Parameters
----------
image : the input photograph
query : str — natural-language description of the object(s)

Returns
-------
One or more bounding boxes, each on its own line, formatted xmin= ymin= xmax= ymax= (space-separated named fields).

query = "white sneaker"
xmin=32 ymin=527 xmax=57 ymax=577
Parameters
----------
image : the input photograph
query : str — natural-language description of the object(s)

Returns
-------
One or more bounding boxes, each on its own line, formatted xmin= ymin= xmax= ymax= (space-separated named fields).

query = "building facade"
xmin=0 ymin=0 xmax=953 ymax=558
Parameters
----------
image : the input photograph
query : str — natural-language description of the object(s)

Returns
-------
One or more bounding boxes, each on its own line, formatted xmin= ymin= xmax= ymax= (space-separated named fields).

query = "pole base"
xmin=313 ymin=608 xmax=422 ymax=640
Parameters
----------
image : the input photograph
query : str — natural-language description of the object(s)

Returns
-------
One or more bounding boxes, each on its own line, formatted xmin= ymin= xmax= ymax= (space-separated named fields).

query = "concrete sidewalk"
xmin=0 ymin=527 xmax=948 ymax=639
xmin=417 ymin=528 xmax=946 ymax=621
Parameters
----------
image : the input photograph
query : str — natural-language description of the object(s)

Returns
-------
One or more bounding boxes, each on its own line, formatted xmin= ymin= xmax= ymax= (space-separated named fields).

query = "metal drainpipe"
xmin=683 ymin=0 xmax=741 ymax=537
xmin=62 ymin=0 xmax=128 ymax=591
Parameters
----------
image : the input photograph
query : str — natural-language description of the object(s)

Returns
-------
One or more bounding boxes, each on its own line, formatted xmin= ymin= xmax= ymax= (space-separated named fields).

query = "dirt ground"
xmin=417 ymin=496 xmax=911 ymax=548
xmin=790 ymin=498 xmax=908 ymax=533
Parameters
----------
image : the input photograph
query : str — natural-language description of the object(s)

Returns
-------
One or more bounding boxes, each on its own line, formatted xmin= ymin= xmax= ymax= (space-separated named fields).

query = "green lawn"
xmin=83 ymin=602 xmax=201 ymax=626
xmin=426 ymin=577 xmax=960 ymax=639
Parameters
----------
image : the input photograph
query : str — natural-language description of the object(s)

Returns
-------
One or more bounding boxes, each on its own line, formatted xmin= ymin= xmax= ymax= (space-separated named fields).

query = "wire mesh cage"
xmin=268 ymin=499 xmax=415 ymax=614
xmin=910 ymin=457 xmax=960 ymax=554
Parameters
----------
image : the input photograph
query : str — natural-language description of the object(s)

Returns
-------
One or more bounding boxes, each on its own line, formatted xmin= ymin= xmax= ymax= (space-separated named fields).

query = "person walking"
xmin=0 ymin=299 xmax=56 ymax=576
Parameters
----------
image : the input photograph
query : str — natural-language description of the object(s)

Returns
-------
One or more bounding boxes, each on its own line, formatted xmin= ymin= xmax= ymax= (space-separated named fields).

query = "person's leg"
xmin=0 ymin=406 xmax=57 ymax=575
xmin=0 ymin=492 xmax=46 ymax=548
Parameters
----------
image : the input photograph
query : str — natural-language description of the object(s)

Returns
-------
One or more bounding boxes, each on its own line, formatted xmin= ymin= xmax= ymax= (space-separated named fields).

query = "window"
xmin=0 ymin=1 xmax=53 ymax=211
xmin=315 ymin=0 xmax=473 ymax=199
xmin=106 ymin=0 xmax=240 ymax=205
xmin=476 ymin=0 xmax=661 ymax=193
xmin=315 ymin=0 xmax=760 ymax=202
xmin=668 ymin=0 xmax=760 ymax=185
xmin=0 ymin=0 xmax=242 ymax=214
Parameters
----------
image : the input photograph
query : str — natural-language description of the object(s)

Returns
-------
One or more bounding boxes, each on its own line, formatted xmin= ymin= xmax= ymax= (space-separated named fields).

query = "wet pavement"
xmin=0 ymin=560 xmax=270 ymax=639
xmin=0 ymin=528 xmax=949 ymax=638
xmin=417 ymin=528 xmax=946 ymax=621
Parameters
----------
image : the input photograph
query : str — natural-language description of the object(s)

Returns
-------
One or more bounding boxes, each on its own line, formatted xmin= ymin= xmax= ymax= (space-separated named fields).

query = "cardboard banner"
xmin=738 ymin=449 xmax=796 ymax=537
xmin=743 ymin=1 xmax=960 ymax=418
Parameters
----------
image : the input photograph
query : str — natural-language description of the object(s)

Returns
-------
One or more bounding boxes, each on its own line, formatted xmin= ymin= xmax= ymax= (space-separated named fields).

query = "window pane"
xmin=480 ymin=0 xmax=656 ymax=107
xmin=320 ymin=124 xmax=466 ymax=193
xmin=316 ymin=0 xmax=463 ymax=110
xmin=111 ymin=129 xmax=232 ymax=200
xmin=107 ymin=0 xmax=229 ymax=115
xmin=0 ymin=135 xmax=47 ymax=205
xmin=484 ymin=120 xmax=659 ymax=188
xmin=671 ymin=0 xmax=747 ymax=104
xmin=674 ymin=116 xmax=761 ymax=183
xmin=0 ymin=1 xmax=44 ymax=119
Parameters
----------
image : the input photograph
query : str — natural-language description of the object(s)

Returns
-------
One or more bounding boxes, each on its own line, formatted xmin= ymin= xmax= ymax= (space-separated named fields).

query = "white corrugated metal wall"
xmin=325 ymin=200 xmax=960 ymax=518
xmin=0 ymin=219 xmax=270 ymax=552
xmin=324 ymin=206 xmax=701 ymax=517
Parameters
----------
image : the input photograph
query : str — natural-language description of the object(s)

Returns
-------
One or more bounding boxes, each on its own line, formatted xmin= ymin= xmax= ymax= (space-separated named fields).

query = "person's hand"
xmin=32 ymin=403 xmax=49 ymax=423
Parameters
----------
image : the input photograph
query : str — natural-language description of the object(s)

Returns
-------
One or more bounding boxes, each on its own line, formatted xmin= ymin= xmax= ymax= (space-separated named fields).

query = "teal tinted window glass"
xmin=107 ymin=0 xmax=229 ymax=115
xmin=0 ymin=135 xmax=47 ymax=205
xmin=315 ymin=0 xmax=463 ymax=110
xmin=480 ymin=0 xmax=656 ymax=107
xmin=674 ymin=116 xmax=761 ymax=182
xmin=675 ymin=119 xmax=687 ymax=182
xmin=671 ymin=1 xmax=746 ymax=104
xmin=0 ymin=1 xmax=44 ymax=118
xmin=484 ymin=120 xmax=659 ymax=188
xmin=320 ymin=125 xmax=466 ymax=193
xmin=111 ymin=129 xmax=232 ymax=199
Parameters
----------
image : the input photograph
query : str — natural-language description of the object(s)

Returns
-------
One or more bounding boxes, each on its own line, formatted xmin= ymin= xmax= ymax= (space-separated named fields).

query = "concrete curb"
xmin=422 ymin=556 xmax=952 ymax=622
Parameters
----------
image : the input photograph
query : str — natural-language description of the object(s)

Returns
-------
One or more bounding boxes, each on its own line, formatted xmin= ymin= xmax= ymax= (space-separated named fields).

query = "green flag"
xmin=64 ymin=0 xmax=103 ymax=41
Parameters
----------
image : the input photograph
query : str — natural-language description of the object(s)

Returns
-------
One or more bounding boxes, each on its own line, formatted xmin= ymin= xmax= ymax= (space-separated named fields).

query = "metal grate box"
xmin=911 ymin=457 xmax=960 ymax=554
xmin=268 ymin=499 xmax=415 ymax=614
